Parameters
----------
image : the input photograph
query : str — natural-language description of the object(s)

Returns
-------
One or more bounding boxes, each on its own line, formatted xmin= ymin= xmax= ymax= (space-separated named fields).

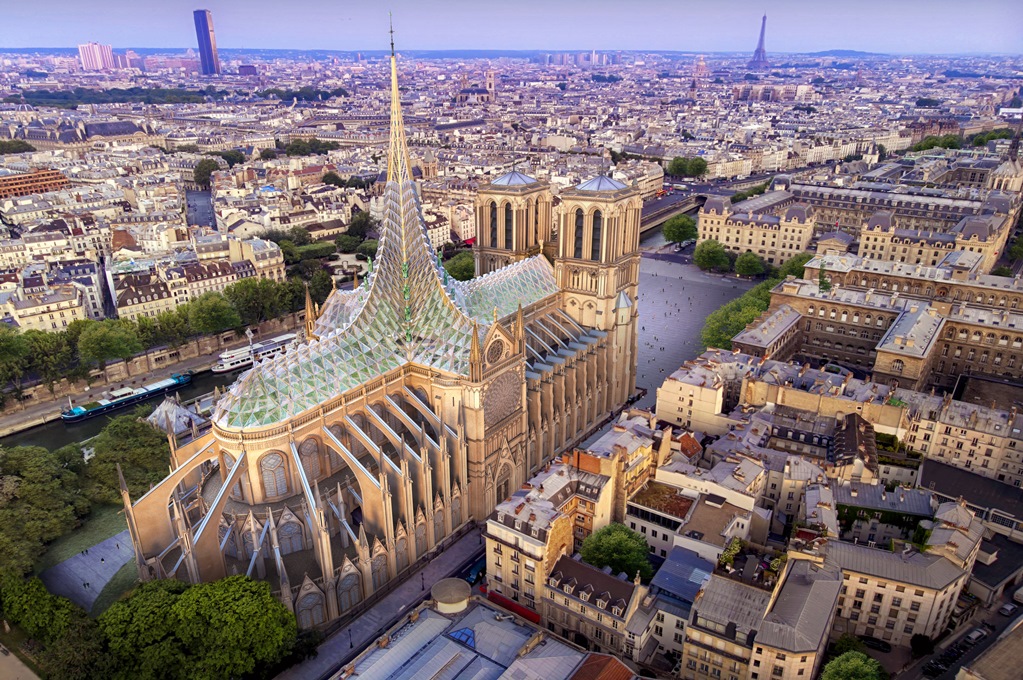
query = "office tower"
xmin=747 ymin=14 xmax=770 ymax=70
xmin=78 ymin=42 xmax=114 ymax=71
xmin=193 ymin=9 xmax=221 ymax=76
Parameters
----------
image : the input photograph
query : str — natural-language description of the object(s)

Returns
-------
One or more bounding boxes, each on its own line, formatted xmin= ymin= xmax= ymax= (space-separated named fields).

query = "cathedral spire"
xmin=304 ymin=283 xmax=318 ymax=340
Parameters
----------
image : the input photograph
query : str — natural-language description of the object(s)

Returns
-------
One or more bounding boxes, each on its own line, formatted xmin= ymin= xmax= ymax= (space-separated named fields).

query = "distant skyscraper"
xmin=78 ymin=42 xmax=114 ymax=71
xmin=193 ymin=9 xmax=221 ymax=76
xmin=747 ymin=14 xmax=770 ymax=70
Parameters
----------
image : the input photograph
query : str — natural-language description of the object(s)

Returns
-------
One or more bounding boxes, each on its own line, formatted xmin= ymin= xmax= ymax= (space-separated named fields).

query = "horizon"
xmin=2 ymin=0 xmax=1021 ymax=56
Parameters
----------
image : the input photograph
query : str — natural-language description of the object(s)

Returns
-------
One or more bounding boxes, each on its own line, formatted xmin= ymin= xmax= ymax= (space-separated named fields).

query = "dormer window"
xmin=613 ymin=606 xmax=623 ymax=616
xmin=580 ymin=591 xmax=590 ymax=602
xmin=514 ymin=520 xmax=522 ymax=531
xmin=531 ymin=527 xmax=539 ymax=537
xmin=564 ymin=584 xmax=574 ymax=595
xmin=549 ymin=577 xmax=560 ymax=588
xmin=597 ymin=598 xmax=608 ymax=609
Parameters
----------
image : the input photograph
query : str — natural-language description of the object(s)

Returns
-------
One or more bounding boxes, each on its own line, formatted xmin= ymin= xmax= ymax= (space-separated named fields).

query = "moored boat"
xmin=61 ymin=372 xmax=193 ymax=423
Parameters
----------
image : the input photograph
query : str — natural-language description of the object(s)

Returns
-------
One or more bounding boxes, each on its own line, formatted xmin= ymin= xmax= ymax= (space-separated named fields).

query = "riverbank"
xmin=0 ymin=351 xmax=221 ymax=440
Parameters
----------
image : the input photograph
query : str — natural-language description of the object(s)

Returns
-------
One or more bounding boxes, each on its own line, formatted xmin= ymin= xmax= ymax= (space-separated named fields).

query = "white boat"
xmin=211 ymin=333 xmax=297 ymax=373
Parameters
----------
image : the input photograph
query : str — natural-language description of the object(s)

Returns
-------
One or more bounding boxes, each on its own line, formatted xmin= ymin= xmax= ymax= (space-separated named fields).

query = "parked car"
xmin=999 ymin=602 xmax=1018 ymax=616
xmin=964 ymin=628 xmax=988 ymax=645
xmin=858 ymin=636 xmax=893 ymax=653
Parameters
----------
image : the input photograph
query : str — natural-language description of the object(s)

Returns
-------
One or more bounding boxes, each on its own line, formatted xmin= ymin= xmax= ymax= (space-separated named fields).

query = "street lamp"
xmin=348 ymin=628 xmax=353 ymax=649
xmin=421 ymin=571 xmax=425 ymax=591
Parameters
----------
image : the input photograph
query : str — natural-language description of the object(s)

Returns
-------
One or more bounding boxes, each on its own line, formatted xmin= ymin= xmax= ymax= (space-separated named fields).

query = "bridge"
xmin=640 ymin=193 xmax=706 ymax=235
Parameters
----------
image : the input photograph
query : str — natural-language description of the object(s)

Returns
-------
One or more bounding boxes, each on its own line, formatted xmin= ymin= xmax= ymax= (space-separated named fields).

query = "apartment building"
xmin=485 ymin=460 xmax=614 ymax=613
xmin=683 ymin=574 xmax=771 ymax=680
xmin=544 ymin=554 xmax=646 ymax=657
xmin=858 ymin=213 xmax=1007 ymax=273
xmin=4 ymin=287 xmax=85 ymax=331
xmin=0 ymin=168 xmax=69 ymax=199
xmin=113 ymin=273 xmax=175 ymax=321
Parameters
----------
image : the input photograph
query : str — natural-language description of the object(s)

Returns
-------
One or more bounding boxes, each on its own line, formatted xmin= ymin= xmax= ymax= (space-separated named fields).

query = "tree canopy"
xmin=357 ymin=239 xmax=379 ymax=259
xmin=259 ymin=148 xmax=278 ymax=160
xmin=667 ymin=156 xmax=708 ymax=178
xmin=820 ymin=651 xmax=885 ymax=680
xmin=322 ymin=171 xmax=344 ymax=187
xmin=347 ymin=211 xmax=378 ymax=239
xmin=208 ymin=149 xmax=245 ymax=168
xmin=0 ymin=139 xmax=36 ymax=155
xmin=579 ymin=522 xmax=653 ymax=580
xmin=192 ymin=158 xmax=220 ymax=189
xmin=662 ymin=214 xmax=697 ymax=243
xmin=283 ymin=138 xmax=340 ymax=157
xmin=335 ymin=234 xmax=362 ymax=253
xmin=0 ymin=445 xmax=90 ymax=577
xmin=693 ymin=239 xmax=731 ymax=272
xmin=734 ymin=251 xmax=766 ymax=277
xmin=84 ymin=412 xmax=174 ymax=503
xmin=444 ymin=251 xmax=476 ymax=281
xmin=186 ymin=292 xmax=242 ymax=335
xmin=77 ymin=320 xmax=144 ymax=368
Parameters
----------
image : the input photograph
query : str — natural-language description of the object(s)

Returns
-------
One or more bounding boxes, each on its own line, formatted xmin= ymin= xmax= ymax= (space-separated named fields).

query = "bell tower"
xmin=474 ymin=170 xmax=553 ymax=276
xmin=555 ymin=175 xmax=641 ymax=407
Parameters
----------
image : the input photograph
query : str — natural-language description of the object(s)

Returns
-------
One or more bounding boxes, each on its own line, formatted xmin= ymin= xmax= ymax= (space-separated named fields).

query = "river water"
xmin=0 ymin=370 xmax=239 ymax=451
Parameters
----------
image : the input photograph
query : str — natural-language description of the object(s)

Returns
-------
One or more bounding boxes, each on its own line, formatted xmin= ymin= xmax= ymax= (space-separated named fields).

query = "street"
xmin=186 ymin=189 xmax=214 ymax=227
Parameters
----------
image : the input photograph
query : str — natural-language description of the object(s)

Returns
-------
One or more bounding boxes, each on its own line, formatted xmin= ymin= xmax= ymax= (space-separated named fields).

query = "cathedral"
xmin=122 ymin=46 xmax=641 ymax=629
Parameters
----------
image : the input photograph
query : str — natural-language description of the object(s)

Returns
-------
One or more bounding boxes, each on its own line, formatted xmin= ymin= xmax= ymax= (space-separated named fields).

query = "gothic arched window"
xmin=278 ymin=522 xmax=303 ymax=555
xmin=299 ymin=439 xmax=321 ymax=481
xmin=260 ymin=453 xmax=288 ymax=499
xmin=296 ymin=593 xmax=325 ymax=628
xmin=504 ymin=202 xmax=513 ymax=250
xmin=338 ymin=572 xmax=361 ymax=612
xmin=591 ymin=210 xmax=602 ymax=260
xmin=489 ymin=201 xmax=497 ymax=247
xmin=573 ymin=208 xmax=584 ymax=259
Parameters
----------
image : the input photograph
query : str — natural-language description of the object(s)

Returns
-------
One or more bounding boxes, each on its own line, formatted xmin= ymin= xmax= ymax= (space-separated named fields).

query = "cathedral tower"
xmin=475 ymin=170 xmax=553 ymax=275
xmin=555 ymin=175 xmax=641 ymax=407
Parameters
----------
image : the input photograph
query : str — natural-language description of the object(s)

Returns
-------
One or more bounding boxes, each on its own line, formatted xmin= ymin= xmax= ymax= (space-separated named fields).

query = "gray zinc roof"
xmin=756 ymin=560 xmax=841 ymax=653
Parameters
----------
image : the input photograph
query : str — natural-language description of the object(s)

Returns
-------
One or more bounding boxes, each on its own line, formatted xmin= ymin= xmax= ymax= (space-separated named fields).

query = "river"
xmin=0 ymin=370 xmax=239 ymax=451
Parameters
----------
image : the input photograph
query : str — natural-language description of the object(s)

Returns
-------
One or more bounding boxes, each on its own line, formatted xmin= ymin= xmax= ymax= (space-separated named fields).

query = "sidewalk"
xmin=38 ymin=530 xmax=132 ymax=612
xmin=0 ymin=351 xmax=221 ymax=438
xmin=278 ymin=527 xmax=484 ymax=680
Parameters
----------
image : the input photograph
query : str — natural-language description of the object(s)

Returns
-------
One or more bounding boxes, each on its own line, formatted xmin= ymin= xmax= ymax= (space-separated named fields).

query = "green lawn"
xmin=91 ymin=561 xmax=139 ymax=616
xmin=34 ymin=504 xmax=128 ymax=574
xmin=0 ymin=621 xmax=45 ymax=678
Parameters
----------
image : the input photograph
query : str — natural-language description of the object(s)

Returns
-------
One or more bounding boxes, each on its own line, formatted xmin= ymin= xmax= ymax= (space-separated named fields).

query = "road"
xmin=896 ymin=601 xmax=1021 ymax=679
xmin=186 ymin=189 xmax=213 ymax=227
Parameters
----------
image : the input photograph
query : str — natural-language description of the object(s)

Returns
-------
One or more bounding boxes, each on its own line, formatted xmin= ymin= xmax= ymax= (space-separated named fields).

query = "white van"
xmin=1014 ymin=584 xmax=1023 ymax=604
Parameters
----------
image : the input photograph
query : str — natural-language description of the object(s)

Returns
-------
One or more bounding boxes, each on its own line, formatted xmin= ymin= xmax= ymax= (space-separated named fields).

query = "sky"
xmin=3 ymin=0 xmax=1022 ymax=54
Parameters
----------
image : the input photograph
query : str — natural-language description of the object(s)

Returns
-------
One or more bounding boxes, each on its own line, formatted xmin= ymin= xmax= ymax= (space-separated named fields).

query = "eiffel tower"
xmin=748 ymin=13 xmax=770 ymax=70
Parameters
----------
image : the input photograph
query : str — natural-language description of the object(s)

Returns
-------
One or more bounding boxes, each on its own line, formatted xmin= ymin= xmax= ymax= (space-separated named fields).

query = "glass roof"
xmin=213 ymin=53 xmax=559 ymax=430
xmin=575 ymin=175 xmax=628 ymax=192
xmin=491 ymin=170 xmax=538 ymax=186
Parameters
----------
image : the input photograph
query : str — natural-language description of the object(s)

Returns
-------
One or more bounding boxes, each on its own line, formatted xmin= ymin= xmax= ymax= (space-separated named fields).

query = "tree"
xmin=335 ymin=233 xmax=362 ymax=253
xmin=0 ymin=575 xmax=82 ymax=644
xmin=172 ymin=576 xmax=297 ymax=679
xmin=357 ymin=239 xmax=379 ymax=259
xmin=991 ymin=265 xmax=1014 ymax=277
xmin=259 ymin=148 xmax=277 ymax=161
xmin=192 ymin=158 xmax=220 ymax=189
xmin=347 ymin=211 xmax=377 ymax=239
xmin=662 ymin=214 xmax=697 ymax=243
xmin=734 ymin=251 xmax=766 ymax=277
xmin=287 ymin=225 xmax=312 ymax=246
xmin=309 ymin=269 xmax=334 ymax=304
xmin=99 ymin=579 xmax=191 ymax=679
xmin=777 ymin=252 xmax=814 ymax=278
xmin=85 ymin=414 xmax=172 ymax=503
xmin=818 ymin=266 xmax=832 ymax=292
xmin=693 ymin=240 xmax=731 ymax=272
xmin=155 ymin=309 xmax=189 ymax=347
xmin=579 ymin=523 xmax=653 ymax=581
xmin=910 ymin=633 xmax=935 ymax=658
xmin=877 ymin=144 xmax=888 ymax=161
xmin=22 ymin=329 xmax=73 ymax=393
xmin=0 ymin=140 xmax=36 ymax=154
xmin=833 ymin=633 xmax=866 ymax=656
xmin=77 ymin=320 xmax=143 ymax=369
xmin=668 ymin=156 xmax=708 ymax=178
xmin=322 ymin=171 xmax=344 ymax=187
xmin=1009 ymin=238 xmax=1023 ymax=262
xmin=820 ymin=651 xmax=884 ymax=680
xmin=444 ymin=251 xmax=476 ymax=281
xmin=0 ymin=445 xmax=89 ymax=577
xmin=209 ymin=149 xmax=245 ymax=168
xmin=0 ymin=325 xmax=30 ymax=393
xmin=186 ymin=293 xmax=242 ymax=335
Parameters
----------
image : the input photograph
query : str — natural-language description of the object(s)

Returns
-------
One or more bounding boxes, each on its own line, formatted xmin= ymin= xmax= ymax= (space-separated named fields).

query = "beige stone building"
xmin=544 ymin=554 xmax=646 ymax=656
xmin=5 ymin=287 xmax=85 ymax=331
xmin=697 ymin=197 xmax=815 ymax=266
xmin=474 ymin=171 xmax=554 ymax=275
xmin=114 ymin=273 xmax=175 ymax=321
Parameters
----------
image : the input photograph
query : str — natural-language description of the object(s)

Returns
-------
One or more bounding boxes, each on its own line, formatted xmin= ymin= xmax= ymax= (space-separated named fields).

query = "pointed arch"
xmin=591 ymin=209 xmax=602 ymax=260
xmin=297 ymin=591 xmax=326 ymax=628
xmin=259 ymin=451 xmax=289 ymax=499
